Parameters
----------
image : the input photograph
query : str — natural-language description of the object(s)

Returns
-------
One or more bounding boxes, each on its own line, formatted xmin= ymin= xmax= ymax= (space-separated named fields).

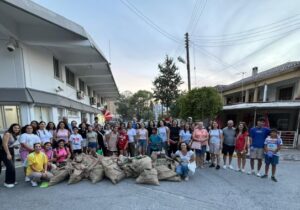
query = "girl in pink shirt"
xmin=54 ymin=139 xmax=71 ymax=167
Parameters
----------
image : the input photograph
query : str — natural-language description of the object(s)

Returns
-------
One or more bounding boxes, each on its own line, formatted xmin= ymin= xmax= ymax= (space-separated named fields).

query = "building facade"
xmin=217 ymin=62 xmax=300 ymax=148
xmin=0 ymin=0 xmax=119 ymax=130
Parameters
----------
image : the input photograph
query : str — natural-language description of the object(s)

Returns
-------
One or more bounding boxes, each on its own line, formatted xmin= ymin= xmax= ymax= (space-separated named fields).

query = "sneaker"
xmin=236 ymin=168 xmax=241 ymax=172
xmin=271 ymin=176 xmax=278 ymax=182
xmin=241 ymin=169 xmax=246 ymax=173
xmin=25 ymin=176 xmax=31 ymax=182
xmin=229 ymin=165 xmax=234 ymax=170
xmin=209 ymin=163 xmax=215 ymax=168
xmin=31 ymin=181 xmax=38 ymax=187
xmin=247 ymin=170 xmax=255 ymax=175
xmin=261 ymin=174 xmax=268 ymax=178
xmin=256 ymin=172 xmax=262 ymax=177
xmin=4 ymin=183 xmax=15 ymax=188
xmin=216 ymin=165 xmax=220 ymax=170
xmin=223 ymin=165 xmax=227 ymax=169
xmin=184 ymin=177 xmax=189 ymax=181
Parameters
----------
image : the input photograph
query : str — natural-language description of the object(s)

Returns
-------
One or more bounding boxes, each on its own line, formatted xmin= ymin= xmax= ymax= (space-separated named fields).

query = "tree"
xmin=115 ymin=92 xmax=134 ymax=121
xmin=153 ymin=55 xmax=183 ymax=114
xmin=178 ymin=87 xmax=223 ymax=120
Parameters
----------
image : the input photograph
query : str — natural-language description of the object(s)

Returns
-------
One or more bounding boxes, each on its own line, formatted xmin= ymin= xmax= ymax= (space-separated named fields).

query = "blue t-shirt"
xmin=250 ymin=127 xmax=270 ymax=148
xmin=149 ymin=134 xmax=162 ymax=150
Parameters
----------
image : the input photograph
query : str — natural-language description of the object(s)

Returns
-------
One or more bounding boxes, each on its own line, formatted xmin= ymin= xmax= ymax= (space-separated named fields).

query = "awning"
xmin=223 ymin=101 xmax=300 ymax=110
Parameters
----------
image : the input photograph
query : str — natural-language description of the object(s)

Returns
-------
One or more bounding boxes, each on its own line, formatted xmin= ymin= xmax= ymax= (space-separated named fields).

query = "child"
xmin=118 ymin=128 xmax=128 ymax=156
xmin=261 ymin=129 xmax=282 ymax=182
xmin=149 ymin=128 xmax=163 ymax=155
xmin=41 ymin=142 xmax=56 ymax=171
xmin=69 ymin=127 xmax=83 ymax=155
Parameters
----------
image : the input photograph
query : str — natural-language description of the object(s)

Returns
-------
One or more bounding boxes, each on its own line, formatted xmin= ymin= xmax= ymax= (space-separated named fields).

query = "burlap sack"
xmin=165 ymin=175 xmax=181 ymax=182
xmin=49 ymin=169 xmax=69 ymax=186
xmin=102 ymin=157 xmax=126 ymax=184
xmin=89 ymin=164 xmax=104 ymax=183
xmin=136 ymin=168 xmax=159 ymax=186
xmin=68 ymin=168 xmax=85 ymax=184
xmin=155 ymin=164 xmax=177 ymax=180
xmin=130 ymin=156 xmax=153 ymax=175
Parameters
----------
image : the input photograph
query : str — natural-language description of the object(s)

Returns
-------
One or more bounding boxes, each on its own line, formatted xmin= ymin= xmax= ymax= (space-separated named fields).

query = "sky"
xmin=32 ymin=0 xmax=300 ymax=93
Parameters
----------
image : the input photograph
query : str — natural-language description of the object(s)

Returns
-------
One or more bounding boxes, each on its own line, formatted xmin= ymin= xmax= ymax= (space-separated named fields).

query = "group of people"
xmin=0 ymin=116 xmax=282 ymax=188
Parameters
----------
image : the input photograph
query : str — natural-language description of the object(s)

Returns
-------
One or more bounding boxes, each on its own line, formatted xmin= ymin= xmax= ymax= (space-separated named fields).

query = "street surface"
xmin=1 ymin=159 xmax=299 ymax=210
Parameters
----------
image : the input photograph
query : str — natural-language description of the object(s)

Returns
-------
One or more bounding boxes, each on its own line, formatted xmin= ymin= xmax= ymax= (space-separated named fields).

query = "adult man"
xmin=248 ymin=118 xmax=270 ymax=177
xmin=27 ymin=143 xmax=53 ymax=187
xmin=222 ymin=120 xmax=236 ymax=169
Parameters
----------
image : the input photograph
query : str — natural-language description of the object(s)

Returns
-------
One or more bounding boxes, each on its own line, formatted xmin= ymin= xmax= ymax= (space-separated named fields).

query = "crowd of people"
xmin=0 ymin=116 xmax=282 ymax=188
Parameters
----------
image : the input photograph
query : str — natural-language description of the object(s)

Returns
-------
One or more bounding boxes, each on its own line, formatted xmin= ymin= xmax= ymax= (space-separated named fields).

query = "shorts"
xmin=265 ymin=154 xmax=279 ymax=165
xmin=209 ymin=143 xmax=221 ymax=154
xmin=236 ymin=150 xmax=247 ymax=159
xmin=250 ymin=148 xmax=264 ymax=159
xmin=88 ymin=142 xmax=97 ymax=149
xmin=138 ymin=139 xmax=147 ymax=150
xmin=195 ymin=145 xmax=207 ymax=156
xmin=222 ymin=144 xmax=235 ymax=156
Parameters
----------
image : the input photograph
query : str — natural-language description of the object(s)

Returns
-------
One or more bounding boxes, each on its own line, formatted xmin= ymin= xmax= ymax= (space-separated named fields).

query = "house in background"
xmin=0 ymin=0 xmax=119 ymax=130
xmin=217 ymin=61 xmax=300 ymax=148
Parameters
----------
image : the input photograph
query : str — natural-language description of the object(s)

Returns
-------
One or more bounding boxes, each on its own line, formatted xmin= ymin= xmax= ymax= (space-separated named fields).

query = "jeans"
xmin=0 ymin=148 xmax=16 ymax=184
xmin=176 ymin=163 xmax=189 ymax=177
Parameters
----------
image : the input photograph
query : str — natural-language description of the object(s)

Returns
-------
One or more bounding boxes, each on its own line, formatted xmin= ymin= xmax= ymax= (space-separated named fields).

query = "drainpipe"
xmin=263 ymin=84 xmax=268 ymax=102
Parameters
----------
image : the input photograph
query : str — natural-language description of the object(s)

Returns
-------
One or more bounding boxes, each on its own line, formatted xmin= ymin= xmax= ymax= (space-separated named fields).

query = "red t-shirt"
xmin=118 ymin=130 xmax=128 ymax=149
xmin=235 ymin=132 xmax=248 ymax=151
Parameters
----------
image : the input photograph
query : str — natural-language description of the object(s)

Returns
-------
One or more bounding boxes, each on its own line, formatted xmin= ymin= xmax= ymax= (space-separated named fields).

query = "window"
xmin=79 ymin=79 xmax=85 ymax=92
xmin=0 ymin=106 xmax=20 ymax=130
xmin=68 ymin=109 xmax=78 ymax=117
xmin=278 ymin=86 xmax=293 ymax=101
xmin=57 ymin=108 xmax=64 ymax=122
xmin=87 ymin=86 xmax=91 ymax=96
xmin=34 ymin=106 xmax=51 ymax=122
xmin=65 ymin=67 xmax=75 ymax=87
xmin=53 ymin=57 xmax=61 ymax=79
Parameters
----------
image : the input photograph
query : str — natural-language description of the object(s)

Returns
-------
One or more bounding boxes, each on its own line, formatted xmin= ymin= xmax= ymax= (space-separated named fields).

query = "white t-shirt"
xmin=175 ymin=150 xmax=194 ymax=163
xmin=127 ymin=128 xmax=136 ymax=143
xmin=138 ymin=128 xmax=147 ymax=140
xmin=19 ymin=133 xmax=41 ymax=149
xmin=158 ymin=127 xmax=168 ymax=142
xmin=69 ymin=133 xmax=83 ymax=150
xmin=37 ymin=129 xmax=53 ymax=144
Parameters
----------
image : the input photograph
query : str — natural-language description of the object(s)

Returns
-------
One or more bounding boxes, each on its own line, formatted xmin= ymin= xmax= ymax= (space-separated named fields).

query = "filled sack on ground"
xmin=136 ymin=168 xmax=159 ymax=186
xmin=102 ymin=157 xmax=126 ymax=184
xmin=130 ymin=156 xmax=153 ymax=175
xmin=49 ymin=169 xmax=69 ymax=186
xmin=68 ymin=168 xmax=85 ymax=184
xmin=89 ymin=164 xmax=104 ymax=183
xmin=154 ymin=164 xmax=178 ymax=180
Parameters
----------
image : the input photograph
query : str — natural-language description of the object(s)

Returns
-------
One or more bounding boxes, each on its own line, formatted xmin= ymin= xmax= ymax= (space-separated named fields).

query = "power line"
xmin=186 ymin=0 xmax=204 ymax=32
xmin=189 ymin=0 xmax=207 ymax=35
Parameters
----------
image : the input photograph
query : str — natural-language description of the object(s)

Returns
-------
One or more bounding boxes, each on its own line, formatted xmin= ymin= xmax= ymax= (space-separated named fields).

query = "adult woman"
xmin=127 ymin=122 xmax=136 ymax=157
xmin=46 ymin=122 xmax=56 ymax=138
xmin=106 ymin=125 xmax=118 ymax=156
xmin=54 ymin=139 xmax=71 ymax=167
xmin=118 ymin=123 xmax=128 ymax=156
xmin=41 ymin=142 xmax=56 ymax=171
xmin=0 ymin=123 xmax=20 ymax=188
xmin=19 ymin=124 xmax=41 ymax=181
xmin=78 ymin=122 xmax=88 ymax=153
xmin=147 ymin=121 xmax=156 ymax=138
xmin=95 ymin=124 xmax=107 ymax=155
xmin=208 ymin=121 xmax=223 ymax=170
xmin=37 ymin=121 xmax=53 ymax=145
xmin=137 ymin=122 xmax=148 ymax=155
xmin=30 ymin=120 xmax=39 ymax=134
xmin=192 ymin=122 xmax=209 ymax=168
xmin=70 ymin=120 xmax=77 ymax=133
xmin=174 ymin=142 xmax=195 ymax=181
xmin=179 ymin=124 xmax=192 ymax=145
xmin=169 ymin=120 xmax=180 ymax=156
xmin=86 ymin=125 xmax=98 ymax=153
xmin=235 ymin=122 xmax=249 ymax=172
xmin=158 ymin=120 xmax=170 ymax=155
xmin=55 ymin=121 xmax=70 ymax=144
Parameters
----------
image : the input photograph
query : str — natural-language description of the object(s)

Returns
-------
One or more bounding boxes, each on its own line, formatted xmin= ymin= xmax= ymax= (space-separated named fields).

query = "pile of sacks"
xmin=48 ymin=152 xmax=181 ymax=186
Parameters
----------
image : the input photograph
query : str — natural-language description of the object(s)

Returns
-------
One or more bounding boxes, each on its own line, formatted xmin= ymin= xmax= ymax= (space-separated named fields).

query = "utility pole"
xmin=185 ymin=33 xmax=191 ymax=91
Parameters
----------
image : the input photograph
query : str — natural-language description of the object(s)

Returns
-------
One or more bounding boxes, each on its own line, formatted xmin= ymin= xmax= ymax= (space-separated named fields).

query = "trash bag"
xmin=102 ymin=157 xmax=126 ymax=184
xmin=136 ymin=168 xmax=159 ymax=186
xmin=89 ymin=164 xmax=104 ymax=183
xmin=154 ymin=164 xmax=177 ymax=180
xmin=68 ymin=168 xmax=85 ymax=184
xmin=49 ymin=169 xmax=69 ymax=186
xmin=188 ymin=161 xmax=196 ymax=176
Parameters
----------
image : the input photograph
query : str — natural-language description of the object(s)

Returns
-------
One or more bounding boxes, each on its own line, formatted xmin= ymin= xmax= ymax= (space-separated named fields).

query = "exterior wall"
xmin=0 ymin=41 xmax=25 ymax=88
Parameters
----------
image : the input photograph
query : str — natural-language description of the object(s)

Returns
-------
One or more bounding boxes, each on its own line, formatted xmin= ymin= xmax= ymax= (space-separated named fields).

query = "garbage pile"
xmin=48 ymin=153 xmax=182 ymax=186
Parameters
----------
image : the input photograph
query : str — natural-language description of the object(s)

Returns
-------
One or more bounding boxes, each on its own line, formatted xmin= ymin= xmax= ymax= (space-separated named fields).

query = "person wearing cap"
xmin=248 ymin=118 xmax=270 ymax=177
xmin=261 ymin=129 xmax=282 ymax=182
xmin=27 ymin=142 xmax=53 ymax=187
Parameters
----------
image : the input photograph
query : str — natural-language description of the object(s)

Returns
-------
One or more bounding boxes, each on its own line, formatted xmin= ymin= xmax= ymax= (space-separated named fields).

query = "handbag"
xmin=190 ymin=140 xmax=201 ymax=150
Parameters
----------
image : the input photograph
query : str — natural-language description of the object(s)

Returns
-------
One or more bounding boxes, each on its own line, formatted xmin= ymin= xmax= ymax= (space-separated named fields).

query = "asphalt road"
xmin=0 ymin=160 xmax=299 ymax=210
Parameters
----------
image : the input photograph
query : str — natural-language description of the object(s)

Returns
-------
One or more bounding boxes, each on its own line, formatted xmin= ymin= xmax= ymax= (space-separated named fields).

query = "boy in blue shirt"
xmin=261 ymin=129 xmax=282 ymax=182
xmin=149 ymin=128 xmax=162 ymax=155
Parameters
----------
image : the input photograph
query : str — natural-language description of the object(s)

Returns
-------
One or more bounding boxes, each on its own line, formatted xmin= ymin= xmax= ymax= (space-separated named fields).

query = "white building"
xmin=0 ymin=0 xmax=119 ymax=130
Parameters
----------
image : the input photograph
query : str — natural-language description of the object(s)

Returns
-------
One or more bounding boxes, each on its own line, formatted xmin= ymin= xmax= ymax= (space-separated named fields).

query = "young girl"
xmin=118 ymin=123 xmax=128 ymax=156
xmin=42 ymin=142 xmax=56 ymax=171
xmin=54 ymin=139 xmax=71 ymax=167
xmin=235 ymin=122 xmax=249 ymax=173
xmin=261 ymin=129 xmax=282 ymax=182
xmin=79 ymin=122 xmax=88 ymax=153
xmin=137 ymin=123 xmax=148 ymax=155
xmin=69 ymin=127 xmax=83 ymax=155
xmin=37 ymin=121 xmax=53 ymax=145
xmin=86 ymin=125 xmax=98 ymax=154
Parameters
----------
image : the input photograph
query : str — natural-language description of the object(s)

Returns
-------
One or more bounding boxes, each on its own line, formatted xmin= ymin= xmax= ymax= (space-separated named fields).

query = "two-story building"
xmin=217 ymin=61 xmax=300 ymax=148
xmin=0 ymin=0 xmax=119 ymax=130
